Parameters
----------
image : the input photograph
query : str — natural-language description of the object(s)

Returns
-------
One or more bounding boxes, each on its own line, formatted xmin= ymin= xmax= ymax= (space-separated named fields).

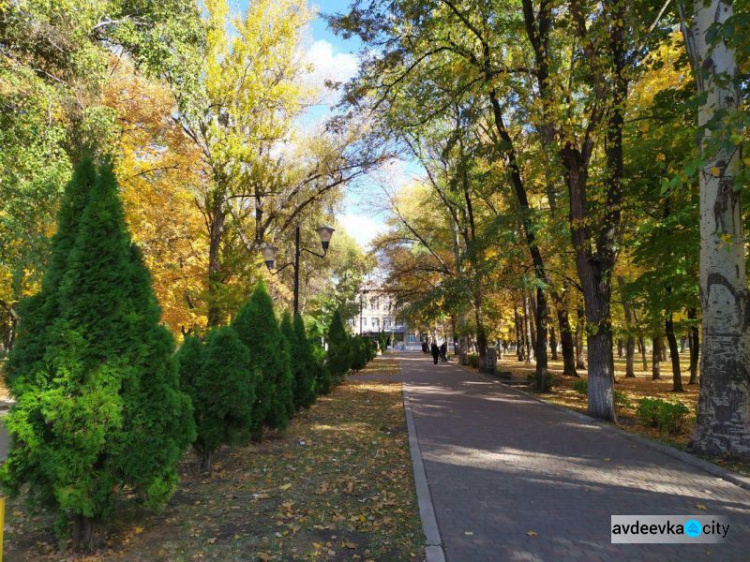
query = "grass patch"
xmin=2 ymin=356 xmax=424 ymax=561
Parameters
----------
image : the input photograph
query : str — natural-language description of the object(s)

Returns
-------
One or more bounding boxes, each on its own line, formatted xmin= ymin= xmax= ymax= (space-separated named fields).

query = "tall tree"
xmin=679 ymin=0 xmax=750 ymax=456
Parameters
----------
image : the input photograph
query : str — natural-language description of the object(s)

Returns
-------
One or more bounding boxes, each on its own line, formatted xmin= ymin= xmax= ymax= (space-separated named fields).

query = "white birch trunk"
xmin=681 ymin=0 xmax=750 ymax=456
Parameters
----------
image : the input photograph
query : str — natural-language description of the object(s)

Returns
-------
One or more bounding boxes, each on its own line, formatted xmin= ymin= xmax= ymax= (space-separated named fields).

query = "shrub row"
xmin=175 ymin=281 xmax=327 ymax=473
xmin=0 ymin=158 xmax=377 ymax=548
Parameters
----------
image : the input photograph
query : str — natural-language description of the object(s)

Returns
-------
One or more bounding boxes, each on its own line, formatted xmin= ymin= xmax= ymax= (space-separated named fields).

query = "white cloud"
xmin=339 ymin=212 xmax=386 ymax=249
xmin=303 ymin=39 xmax=358 ymax=105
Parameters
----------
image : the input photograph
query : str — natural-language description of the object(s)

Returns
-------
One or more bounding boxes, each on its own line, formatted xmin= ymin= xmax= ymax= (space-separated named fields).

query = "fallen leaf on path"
xmin=527 ymin=530 xmax=538 ymax=537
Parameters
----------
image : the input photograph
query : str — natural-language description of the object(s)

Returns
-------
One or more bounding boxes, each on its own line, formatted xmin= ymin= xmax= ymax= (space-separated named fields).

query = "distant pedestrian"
xmin=440 ymin=342 xmax=448 ymax=362
xmin=431 ymin=342 xmax=440 ymax=365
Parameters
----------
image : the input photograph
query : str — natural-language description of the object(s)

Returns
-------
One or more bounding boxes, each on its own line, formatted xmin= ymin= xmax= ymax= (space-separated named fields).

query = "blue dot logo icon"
xmin=685 ymin=519 xmax=702 ymax=538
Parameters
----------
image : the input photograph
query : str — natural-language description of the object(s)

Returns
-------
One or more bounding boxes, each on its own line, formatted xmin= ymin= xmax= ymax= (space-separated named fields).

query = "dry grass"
xmin=2 ymin=356 xmax=424 ymax=561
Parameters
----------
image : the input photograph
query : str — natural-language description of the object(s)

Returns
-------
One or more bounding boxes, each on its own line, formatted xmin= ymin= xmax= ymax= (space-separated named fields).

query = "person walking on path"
xmin=439 ymin=341 xmax=448 ymax=362
xmin=430 ymin=341 xmax=440 ymax=364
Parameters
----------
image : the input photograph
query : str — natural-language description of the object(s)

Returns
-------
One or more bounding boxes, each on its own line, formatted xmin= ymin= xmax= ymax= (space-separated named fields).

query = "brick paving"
xmin=398 ymin=353 xmax=750 ymax=562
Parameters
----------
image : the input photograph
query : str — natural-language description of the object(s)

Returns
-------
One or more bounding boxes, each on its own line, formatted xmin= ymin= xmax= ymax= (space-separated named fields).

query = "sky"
xmin=308 ymin=1 xmax=393 ymax=249
xmin=236 ymin=0 xmax=421 ymax=250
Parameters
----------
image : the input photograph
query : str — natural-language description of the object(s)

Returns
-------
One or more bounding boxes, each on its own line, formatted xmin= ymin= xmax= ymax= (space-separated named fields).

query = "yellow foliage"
xmin=102 ymin=62 xmax=209 ymax=334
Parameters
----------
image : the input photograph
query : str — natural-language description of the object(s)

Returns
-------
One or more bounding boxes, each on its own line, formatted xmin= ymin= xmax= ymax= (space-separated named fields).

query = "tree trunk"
xmin=625 ymin=336 xmax=635 ymax=378
xmin=534 ymin=287 xmax=550 ymax=391
xmin=652 ymin=338 xmax=661 ymax=380
xmin=523 ymin=293 xmax=533 ymax=364
xmin=475 ymin=306 xmax=489 ymax=372
xmin=665 ymin=313 xmax=683 ymax=392
xmin=73 ymin=514 xmax=96 ymax=551
xmin=688 ymin=307 xmax=700 ymax=384
xmin=660 ymin=337 xmax=667 ymax=362
xmin=575 ymin=303 xmax=586 ymax=370
xmin=617 ymin=276 xmax=636 ymax=378
xmin=679 ymin=0 xmax=750 ymax=456
xmin=556 ymin=302 xmax=579 ymax=376
xmin=515 ymin=306 xmax=524 ymax=361
xmin=529 ymin=291 xmax=538 ymax=355
xmin=638 ymin=336 xmax=648 ymax=372
xmin=550 ymin=324 xmax=558 ymax=360
xmin=198 ymin=448 xmax=213 ymax=474
xmin=207 ymin=194 xmax=226 ymax=328
xmin=617 ymin=339 xmax=624 ymax=358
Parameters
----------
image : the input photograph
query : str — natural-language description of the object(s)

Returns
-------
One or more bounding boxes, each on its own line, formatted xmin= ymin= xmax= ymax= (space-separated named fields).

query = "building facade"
xmin=347 ymin=282 xmax=421 ymax=349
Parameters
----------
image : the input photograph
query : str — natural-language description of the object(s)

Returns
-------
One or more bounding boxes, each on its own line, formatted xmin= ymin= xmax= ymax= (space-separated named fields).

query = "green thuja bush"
xmin=177 ymin=329 xmax=255 ymax=473
xmin=309 ymin=326 xmax=332 ymax=395
xmin=327 ymin=310 xmax=351 ymax=384
xmin=281 ymin=312 xmax=316 ymax=410
xmin=350 ymin=335 xmax=368 ymax=372
xmin=233 ymin=281 xmax=294 ymax=437
xmin=367 ymin=338 xmax=377 ymax=361
xmin=378 ymin=331 xmax=388 ymax=354
xmin=1 ymin=160 xmax=195 ymax=548
xmin=4 ymin=156 xmax=97 ymax=393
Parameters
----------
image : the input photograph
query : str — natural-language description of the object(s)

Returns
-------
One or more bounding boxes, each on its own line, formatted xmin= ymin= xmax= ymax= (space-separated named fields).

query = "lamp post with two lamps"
xmin=261 ymin=224 xmax=335 ymax=315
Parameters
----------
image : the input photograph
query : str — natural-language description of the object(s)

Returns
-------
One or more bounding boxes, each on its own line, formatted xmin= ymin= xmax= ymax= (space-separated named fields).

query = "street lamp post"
xmin=261 ymin=224 xmax=335 ymax=315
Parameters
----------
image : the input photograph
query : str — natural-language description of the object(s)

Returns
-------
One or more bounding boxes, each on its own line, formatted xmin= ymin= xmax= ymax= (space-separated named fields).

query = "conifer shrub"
xmin=4 ymin=156 xmax=97 ymax=393
xmin=327 ymin=310 xmax=351 ymax=384
xmin=177 ymin=329 xmax=255 ymax=473
xmin=1 ymin=160 xmax=194 ymax=549
xmin=281 ymin=312 xmax=317 ymax=410
xmin=350 ymin=336 xmax=366 ymax=371
xmin=310 ymin=335 xmax=332 ymax=395
xmin=233 ymin=281 xmax=294 ymax=437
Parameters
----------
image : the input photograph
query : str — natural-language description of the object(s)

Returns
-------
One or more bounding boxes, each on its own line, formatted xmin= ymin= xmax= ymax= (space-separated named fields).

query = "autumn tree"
xmin=679 ymin=0 xmax=750 ymax=456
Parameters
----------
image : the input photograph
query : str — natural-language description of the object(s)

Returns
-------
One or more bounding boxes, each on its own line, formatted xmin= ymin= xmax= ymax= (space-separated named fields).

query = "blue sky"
xmin=233 ymin=1 xmax=420 ymax=248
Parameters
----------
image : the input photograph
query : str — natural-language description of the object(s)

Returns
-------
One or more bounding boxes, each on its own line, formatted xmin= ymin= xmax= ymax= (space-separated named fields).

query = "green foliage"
xmin=350 ymin=335 xmax=368 ymax=372
xmin=614 ymin=391 xmax=631 ymax=408
xmin=573 ymin=379 xmax=588 ymax=395
xmin=366 ymin=338 xmax=377 ymax=361
xmin=636 ymin=398 xmax=690 ymax=434
xmin=525 ymin=372 xmax=556 ymax=391
xmin=468 ymin=354 xmax=480 ymax=369
xmin=281 ymin=312 xmax=317 ymax=411
xmin=378 ymin=331 xmax=388 ymax=354
xmin=1 ymin=159 xmax=194 ymax=542
xmin=177 ymin=328 xmax=255 ymax=471
xmin=4 ymin=157 xmax=96 ymax=392
xmin=326 ymin=310 xmax=351 ymax=384
xmin=233 ymin=280 xmax=294 ymax=436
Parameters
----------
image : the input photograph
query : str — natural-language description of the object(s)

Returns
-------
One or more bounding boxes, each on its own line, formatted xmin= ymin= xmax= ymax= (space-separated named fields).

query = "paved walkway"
xmin=398 ymin=353 xmax=750 ymax=562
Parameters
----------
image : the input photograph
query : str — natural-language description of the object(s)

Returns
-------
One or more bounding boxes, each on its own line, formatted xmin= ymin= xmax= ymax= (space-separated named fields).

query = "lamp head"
xmin=317 ymin=226 xmax=335 ymax=252
xmin=261 ymin=244 xmax=278 ymax=271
